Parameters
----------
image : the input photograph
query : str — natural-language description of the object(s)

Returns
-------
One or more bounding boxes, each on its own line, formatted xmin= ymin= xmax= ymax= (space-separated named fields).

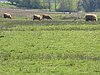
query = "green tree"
xmin=7 ymin=0 xmax=100 ymax=12
xmin=8 ymin=0 xmax=15 ymax=4
xmin=57 ymin=0 xmax=78 ymax=12
xmin=77 ymin=0 xmax=84 ymax=11
xmin=7 ymin=0 xmax=42 ymax=9
xmin=78 ymin=0 xmax=100 ymax=12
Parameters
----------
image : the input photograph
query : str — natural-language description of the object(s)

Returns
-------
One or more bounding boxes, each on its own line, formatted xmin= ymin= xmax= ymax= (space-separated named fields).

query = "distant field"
xmin=0 ymin=7 xmax=100 ymax=75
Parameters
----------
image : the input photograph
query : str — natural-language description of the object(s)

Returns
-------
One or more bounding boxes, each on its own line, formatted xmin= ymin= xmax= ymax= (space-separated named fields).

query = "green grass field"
xmin=0 ymin=16 xmax=100 ymax=75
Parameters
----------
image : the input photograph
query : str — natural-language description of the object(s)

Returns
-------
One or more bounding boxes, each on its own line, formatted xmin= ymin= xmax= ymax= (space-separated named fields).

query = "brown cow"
xmin=42 ymin=14 xmax=52 ymax=20
xmin=85 ymin=14 xmax=97 ymax=21
xmin=3 ymin=13 xmax=11 ymax=19
xmin=33 ymin=14 xmax=42 ymax=20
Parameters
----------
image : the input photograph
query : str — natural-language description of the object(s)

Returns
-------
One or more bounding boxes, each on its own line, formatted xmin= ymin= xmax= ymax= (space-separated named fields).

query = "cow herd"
xmin=3 ymin=13 xmax=52 ymax=21
xmin=33 ymin=14 xmax=52 ymax=20
xmin=3 ymin=13 xmax=97 ymax=21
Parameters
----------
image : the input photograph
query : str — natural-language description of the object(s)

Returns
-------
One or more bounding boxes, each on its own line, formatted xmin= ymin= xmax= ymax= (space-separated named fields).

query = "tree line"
xmin=7 ymin=0 xmax=100 ymax=12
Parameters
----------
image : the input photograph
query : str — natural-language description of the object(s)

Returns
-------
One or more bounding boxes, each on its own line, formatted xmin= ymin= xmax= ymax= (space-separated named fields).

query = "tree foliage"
xmin=8 ymin=0 xmax=42 ymax=9
xmin=7 ymin=0 xmax=100 ymax=12
xmin=56 ymin=0 xmax=78 ymax=12
xmin=78 ymin=0 xmax=100 ymax=12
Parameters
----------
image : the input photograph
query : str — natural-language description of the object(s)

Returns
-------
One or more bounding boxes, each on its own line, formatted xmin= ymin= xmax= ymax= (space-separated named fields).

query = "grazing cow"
xmin=33 ymin=14 xmax=42 ymax=20
xmin=85 ymin=14 xmax=97 ymax=21
xmin=3 ymin=13 xmax=11 ymax=19
xmin=42 ymin=14 xmax=52 ymax=20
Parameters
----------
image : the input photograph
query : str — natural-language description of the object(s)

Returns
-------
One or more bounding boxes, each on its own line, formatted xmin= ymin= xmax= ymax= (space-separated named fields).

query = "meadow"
xmin=0 ymin=9 xmax=100 ymax=75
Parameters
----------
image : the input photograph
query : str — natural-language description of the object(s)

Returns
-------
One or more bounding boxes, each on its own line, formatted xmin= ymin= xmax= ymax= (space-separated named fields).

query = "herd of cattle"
xmin=3 ymin=13 xmax=97 ymax=21
xmin=3 ymin=13 xmax=52 ymax=20
xmin=33 ymin=14 xmax=52 ymax=20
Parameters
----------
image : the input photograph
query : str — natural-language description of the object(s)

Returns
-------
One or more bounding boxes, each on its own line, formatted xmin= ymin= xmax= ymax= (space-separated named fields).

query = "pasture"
xmin=0 ymin=9 xmax=100 ymax=75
